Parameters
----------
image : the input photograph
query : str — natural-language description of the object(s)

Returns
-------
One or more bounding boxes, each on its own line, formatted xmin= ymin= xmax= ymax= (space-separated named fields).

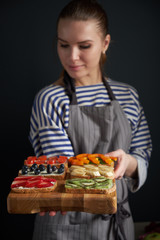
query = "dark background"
xmin=1 ymin=0 xmax=160 ymax=239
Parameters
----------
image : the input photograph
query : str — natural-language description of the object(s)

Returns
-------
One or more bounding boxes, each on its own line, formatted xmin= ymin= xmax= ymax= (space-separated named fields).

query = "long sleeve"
xmin=29 ymin=85 xmax=74 ymax=157
xmin=124 ymin=88 xmax=152 ymax=192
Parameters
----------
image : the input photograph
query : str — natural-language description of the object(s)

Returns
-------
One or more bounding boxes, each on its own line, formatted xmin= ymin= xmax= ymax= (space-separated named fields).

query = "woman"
xmin=29 ymin=0 xmax=152 ymax=239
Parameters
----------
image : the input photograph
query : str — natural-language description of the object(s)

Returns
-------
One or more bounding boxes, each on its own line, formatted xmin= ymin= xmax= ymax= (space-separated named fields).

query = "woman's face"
xmin=57 ymin=19 xmax=110 ymax=82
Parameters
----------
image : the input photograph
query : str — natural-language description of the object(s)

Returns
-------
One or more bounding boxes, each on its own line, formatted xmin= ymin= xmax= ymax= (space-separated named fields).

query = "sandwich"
xmin=19 ymin=163 xmax=66 ymax=180
xmin=11 ymin=176 xmax=57 ymax=193
xmin=65 ymin=177 xmax=116 ymax=194
xmin=68 ymin=153 xmax=117 ymax=179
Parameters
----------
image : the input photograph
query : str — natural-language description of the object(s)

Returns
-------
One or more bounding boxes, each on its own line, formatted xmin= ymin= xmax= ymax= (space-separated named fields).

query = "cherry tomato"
xmin=58 ymin=159 xmax=66 ymax=163
xmin=38 ymin=155 xmax=47 ymax=161
xmin=47 ymin=159 xmax=56 ymax=164
xmin=26 ymin=159 xmax=35 ymax=164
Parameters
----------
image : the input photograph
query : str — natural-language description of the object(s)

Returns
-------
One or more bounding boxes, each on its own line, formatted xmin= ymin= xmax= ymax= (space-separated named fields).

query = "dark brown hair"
xmin=57 ymin=0 xmax=109 ymax=38
xmin=57 ymin=0 xmax=109 ymax=71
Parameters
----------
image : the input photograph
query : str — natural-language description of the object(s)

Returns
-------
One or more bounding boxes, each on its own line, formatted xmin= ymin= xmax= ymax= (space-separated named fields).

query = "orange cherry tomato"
xmin=110 ymin=157 xmax=117 ymax=161
xmin=71 ymin=160 xmax=84 ymax=166
xmin=68 ymin=157 xmax=76 ymax=162
xmin=78 ymin=157 xmax=90 ymax=164
xmin=99 ymin=155 xmax=113 ymax=165
xmin=88 ymin=157 xmax=100 ymax=165
xmin=88 ymin=154 xmax=100 ymax=158
xmin=76 ymin=153 xmax=88 ymax=159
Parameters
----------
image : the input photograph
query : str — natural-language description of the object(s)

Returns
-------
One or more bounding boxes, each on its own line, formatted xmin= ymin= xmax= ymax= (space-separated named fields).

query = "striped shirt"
xmin=29 ymin=78 xmax=152 ymax=164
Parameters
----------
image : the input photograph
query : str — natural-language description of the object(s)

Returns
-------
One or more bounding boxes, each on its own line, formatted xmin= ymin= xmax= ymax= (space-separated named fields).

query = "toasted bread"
xmin=11 ymin=176 xmax=57 ymax=193
xmin=65 ymin=177 xmax=116 ymax=194
xmin=18 ymin=169 xmax=66 ymax=180
xmin=65 ymin=183 xmax=116 ymax=194
xmin=11 ymin=181 xmax=57 ymax=193
xmin=69 ymin=164 xmax=115 ymax=179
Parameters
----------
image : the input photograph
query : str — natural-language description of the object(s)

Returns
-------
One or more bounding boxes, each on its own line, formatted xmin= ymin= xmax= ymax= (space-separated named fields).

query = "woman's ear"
xmin=103 ymin=34 xmax=111 ymax=53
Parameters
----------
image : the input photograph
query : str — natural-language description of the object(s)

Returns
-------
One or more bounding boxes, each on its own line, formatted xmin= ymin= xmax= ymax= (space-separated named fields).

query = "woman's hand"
xmin=105 ymin=149 xmax=138 ymax=179
xmin=39 ymin=211 xmax=67 ymax=217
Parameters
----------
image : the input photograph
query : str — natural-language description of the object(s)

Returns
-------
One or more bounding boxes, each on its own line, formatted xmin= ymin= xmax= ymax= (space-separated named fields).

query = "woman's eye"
xmin=80 ymin=45 xmax=91 ymax=49
xmin=60 ymin=44 xmax=69 ymax=48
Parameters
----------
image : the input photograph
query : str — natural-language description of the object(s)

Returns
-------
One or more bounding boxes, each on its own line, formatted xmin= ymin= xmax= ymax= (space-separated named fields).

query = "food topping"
xmin=24 ymin=155 xmax=68 ymax=166
xmin=65 ymin=177 xmax=113 ymax=190
xmin=11 ymin=176 xmax=56 ymax=189
xmin=21 ymin=163 xmax=65 ymax=176
xmin=69 ymin=164 xmax=114 ymax=178
xmin=68 ymin=154 xmax=117 ymax=166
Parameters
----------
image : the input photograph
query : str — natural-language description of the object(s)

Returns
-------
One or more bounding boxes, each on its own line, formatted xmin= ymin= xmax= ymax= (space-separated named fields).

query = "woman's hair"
xmin=57 ymin=0 xmax=109 ymax=69
xmin=57 ymin=0 xmax=109 ymax=38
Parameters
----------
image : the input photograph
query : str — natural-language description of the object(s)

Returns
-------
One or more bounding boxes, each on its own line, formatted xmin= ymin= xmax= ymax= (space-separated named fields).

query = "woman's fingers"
xmin=49 ymin=211 xmax=57 ymax=216
xmin=105 ymin=149 xmax=126 ymax=179
xmin=105 ymin=149 xmax=138 ymax=179
xmin=40 ymin=211 xmax=67 ymax=217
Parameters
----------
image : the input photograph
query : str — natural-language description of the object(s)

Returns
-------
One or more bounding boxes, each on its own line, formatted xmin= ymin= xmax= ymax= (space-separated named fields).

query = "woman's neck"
xmin=75 ymin=70 xmax=102 ymax=87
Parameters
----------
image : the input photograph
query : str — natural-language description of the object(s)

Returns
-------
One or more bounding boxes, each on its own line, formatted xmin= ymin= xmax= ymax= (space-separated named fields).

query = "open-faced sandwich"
xmin=68 ymin=154 xmax=117 ymax=179
xmin=11 ymin=176 xmax=57 ymax=193
xmin=19 ymin=163 xmax=66 ymax=180
xmin=24 ymin=155 xmax=68 ymax=169
xmin=65 ymin=176 xmax=116 ymax=194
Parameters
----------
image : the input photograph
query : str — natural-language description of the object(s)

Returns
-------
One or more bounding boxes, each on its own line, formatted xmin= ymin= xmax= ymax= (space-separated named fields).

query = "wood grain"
xmin=7 ymin=180 xmax=117 ymax=214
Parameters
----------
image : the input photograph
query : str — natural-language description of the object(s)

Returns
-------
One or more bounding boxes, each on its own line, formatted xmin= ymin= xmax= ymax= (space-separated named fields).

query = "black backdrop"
xmin=1 ymin=0 xmax=160 ymax=239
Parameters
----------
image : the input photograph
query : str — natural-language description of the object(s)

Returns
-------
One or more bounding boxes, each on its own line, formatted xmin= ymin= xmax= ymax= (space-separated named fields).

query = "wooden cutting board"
xmin=7 ymin=180 xmax=117 ymax=214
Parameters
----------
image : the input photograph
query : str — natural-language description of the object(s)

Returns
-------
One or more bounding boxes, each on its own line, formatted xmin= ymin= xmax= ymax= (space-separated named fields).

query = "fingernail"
xmin=49 ymin=211 xmax=56 ymax=216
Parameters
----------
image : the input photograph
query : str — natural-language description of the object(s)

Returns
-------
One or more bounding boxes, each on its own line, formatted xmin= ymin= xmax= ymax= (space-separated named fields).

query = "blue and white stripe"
xmin=29 ymin=78 xmax=152 ymax=162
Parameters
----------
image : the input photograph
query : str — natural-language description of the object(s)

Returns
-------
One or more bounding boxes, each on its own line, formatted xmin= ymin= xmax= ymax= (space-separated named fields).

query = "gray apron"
xmin=32 ymin=72 xmax=135 ymax=240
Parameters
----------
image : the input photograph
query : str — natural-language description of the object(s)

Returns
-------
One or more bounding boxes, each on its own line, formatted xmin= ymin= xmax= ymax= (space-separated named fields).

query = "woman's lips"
xmin=68 ymin=65 xmax=84 ymax=71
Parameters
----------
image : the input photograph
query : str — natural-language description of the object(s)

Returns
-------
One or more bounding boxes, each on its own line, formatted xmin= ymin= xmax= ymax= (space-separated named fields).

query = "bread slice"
xmin=11 ymin=176 xmax=57 ymax=193
xmin=18 ymin=170 xmax=66 ymax=180
xmin=69 ymin=164 xmax=115 ymax=179
xmin=11 ymin=181 xmax=57 ymax=193
xmin=65 ymin=183 xmax=116 ymax=194
xmin=65 ymin=177 xmax=116 ymax=194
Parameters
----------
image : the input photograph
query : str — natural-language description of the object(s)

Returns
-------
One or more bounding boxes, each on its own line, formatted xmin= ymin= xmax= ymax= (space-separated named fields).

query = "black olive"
xmin=34 ymin=168 xmax=41 ymax=175
xmin=52 ymin=165 xmax=57 ymax=172
xmin=39 ymin=164 xmax=45 ymax=171
xmin=47 ymin=164 xmax=52 ymax=174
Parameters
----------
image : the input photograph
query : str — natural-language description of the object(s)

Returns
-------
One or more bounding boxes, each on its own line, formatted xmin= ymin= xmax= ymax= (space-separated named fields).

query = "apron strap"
xmin=102 ymin=76 xmax=116 ymax=101
xmin=101 ymin=197 xmax=130 ymax=240
xmin=63 ymin=71 xmax=116 ymax=104
xmin=63 ymin=71 xmax=78 ymax=105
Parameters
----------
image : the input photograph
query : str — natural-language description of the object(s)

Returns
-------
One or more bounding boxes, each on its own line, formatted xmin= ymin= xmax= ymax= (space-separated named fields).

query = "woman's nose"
xmin=69 ymin=47 xmax=80 ymax=61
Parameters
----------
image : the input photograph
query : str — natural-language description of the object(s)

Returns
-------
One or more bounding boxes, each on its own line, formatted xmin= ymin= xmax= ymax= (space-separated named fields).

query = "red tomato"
xmin=26 ymin=159 xmax=35 ymax=164
xmin=58 ymin=156 xmax=67 ymax=163
xmin=48 ymin=156 xmax=58 ymax=160
xmin=59 ymin=156 xmax=68 ymax=160
xmin=27 ymin=156 xmax=37 ymax=161
xmin=36 ymin=160 xmax=46 ymax=164
xmin=58 ymin=159 xmax=66 ymax=163
xmin=47 ymin=159 xmax=56 ymax=164
xmin=38 ymin=155 xmax=47 ymax=161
